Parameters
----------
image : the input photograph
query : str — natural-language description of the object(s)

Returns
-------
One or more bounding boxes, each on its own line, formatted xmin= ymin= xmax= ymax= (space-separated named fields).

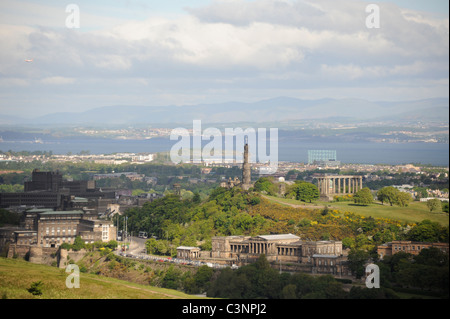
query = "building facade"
xmin=0 ymin=208 xmax=116 ymax=259
xmin=308 ymin=150 xmax=340 ymax=166
xmin=377 ymin=240 xmax=449 ymax=259
xmin=177 ymin=234 xmax=349 ymax=276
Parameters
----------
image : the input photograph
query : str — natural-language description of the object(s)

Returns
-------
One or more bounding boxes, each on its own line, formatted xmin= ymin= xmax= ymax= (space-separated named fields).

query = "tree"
xmin=163 ymin=265 xmax=182 ymax=290
xmin=353 ymin=187 xmax=373 ymax=205
xmin=394 ymin=191 xmax=412 ymax=207
xmin=194 ymin=265 xmax=214 ymax=292
xmin=377 ymin=186 xmax=398 ymax=206
xmin=287 ymin=181 xmax=319 ymax=203
xmin=427 ymin=198 xmax=443 ymax=213
xmin=442 ymin=201 xmax=449 ymax=213
xmin=414 ymin=247 xmax=448 ymax=267
xmin=347 ymin=249 xmax=370 ymax=278
xmin=281 ymin=284 xmax=297 ymax=299
xmin=192 ymin=192 xmax=201 ymax=204
xmin=377 ymin=186 xmax=412 ymax=207
xmin=413 ymin=187 xmax=428 ymax=200
xmin=407 ymin=219 xmax=448 ymax=243
xmin=72 ymin=236 xmax=85 ymax=251
xmin=253 ymin=177 xmax=277 ymax=196
xmin=27 ymin=281 xmax=44 ymax=296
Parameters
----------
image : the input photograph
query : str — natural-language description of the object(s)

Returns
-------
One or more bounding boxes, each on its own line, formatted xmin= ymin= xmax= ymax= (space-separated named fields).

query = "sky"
xmin=0 ymin=0 xmax=448 ymax=118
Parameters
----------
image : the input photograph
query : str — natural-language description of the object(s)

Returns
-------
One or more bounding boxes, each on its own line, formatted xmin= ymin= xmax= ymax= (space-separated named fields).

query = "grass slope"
xmin=264 ymin=195 xmax=449 ymax=226
xmin=0 ymin=257 xmax=203 ymax=299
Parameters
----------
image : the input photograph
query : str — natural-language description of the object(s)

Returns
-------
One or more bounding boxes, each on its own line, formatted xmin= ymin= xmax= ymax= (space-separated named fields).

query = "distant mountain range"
xmin=1 ymin=97 xmax=448 ymax=127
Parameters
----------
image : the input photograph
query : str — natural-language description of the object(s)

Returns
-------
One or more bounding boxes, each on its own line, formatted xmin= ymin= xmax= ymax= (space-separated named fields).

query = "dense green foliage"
xmin=253 ymin=177 xmax=278 ymax=196
xmin=407 ymin=219 xmax=449 ymax=242
xmin=376 ymin=247 xmax=449 ymax=296
xmin=207 ymin=254 xmax=402 ymax=299
xmin=59 ymin=237 xmax=118 ymax=252
xmin=119 ymin=188 xmax=270 ymax=254
xmin=285 ymin=181 xmax=319 ymax=203
xmin=207 ymin=255 xmax=347 ymax=299
xmin=119 ymin=186 xmax=448 ymax=258
xmin=0 ymin=209 xmax=20 ymax=226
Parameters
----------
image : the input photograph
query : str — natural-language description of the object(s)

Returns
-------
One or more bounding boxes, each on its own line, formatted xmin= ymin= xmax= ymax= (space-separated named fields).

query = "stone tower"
xmin=241 ymin=142 xmax=252 ymax=190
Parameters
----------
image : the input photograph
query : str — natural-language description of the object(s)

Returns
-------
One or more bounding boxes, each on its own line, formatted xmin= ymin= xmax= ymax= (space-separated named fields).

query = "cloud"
xmin=0 ymin=0 xmax=448 ymax=117
xmin=40 ymin=76 xmax=76 ymax=85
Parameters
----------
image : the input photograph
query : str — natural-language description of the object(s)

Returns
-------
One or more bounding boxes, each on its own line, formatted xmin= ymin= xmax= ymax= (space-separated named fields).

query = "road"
xmin=117 ymin=236 xmax=237 ymax=270
xmin=128 ymin=236 xmax=147 ymax=254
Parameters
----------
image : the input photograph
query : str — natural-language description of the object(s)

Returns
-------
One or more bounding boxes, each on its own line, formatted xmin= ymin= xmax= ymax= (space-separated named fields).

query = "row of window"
xmin=394 ymin=245 xmax=426 ymax=251
xmin=43 ymin=226 xmax=77 ymax=235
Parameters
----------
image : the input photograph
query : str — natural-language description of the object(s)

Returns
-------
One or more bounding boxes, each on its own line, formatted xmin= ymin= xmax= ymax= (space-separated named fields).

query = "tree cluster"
xmin=118 ymin=188 xmax=269 ymax=254
xmin=207 ymin=255 xmax=348 ymax=299
xmin=377 ymin=186 xmax=413 ymax=207
xmin=285 ymin=180 xmax=319 ymax=203
xmin=377 ymin=247 xmax=449 ymax=296
xmin=207 ymin=254 xmax=399 ymax=299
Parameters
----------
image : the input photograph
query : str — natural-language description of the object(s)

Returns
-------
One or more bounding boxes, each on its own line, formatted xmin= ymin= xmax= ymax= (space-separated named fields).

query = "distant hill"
xmin=3 ymin=97 xmax=448 ymax=126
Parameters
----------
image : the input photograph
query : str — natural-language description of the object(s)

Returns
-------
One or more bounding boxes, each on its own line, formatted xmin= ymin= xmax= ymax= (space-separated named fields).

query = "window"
xmin=102 ymin=225 xmax=109 ymax=241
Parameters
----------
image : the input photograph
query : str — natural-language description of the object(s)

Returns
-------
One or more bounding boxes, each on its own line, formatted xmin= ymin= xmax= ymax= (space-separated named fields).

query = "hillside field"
xmin=264 ymin=195 xmax=449 ymax=226
xmin=0 ymin=257 xmax=203 ymax=299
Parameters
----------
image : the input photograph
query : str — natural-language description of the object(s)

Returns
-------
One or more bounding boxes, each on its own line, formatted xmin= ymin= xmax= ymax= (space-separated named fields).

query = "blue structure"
xmin=308 ymin=150 xmax=339 ymax=166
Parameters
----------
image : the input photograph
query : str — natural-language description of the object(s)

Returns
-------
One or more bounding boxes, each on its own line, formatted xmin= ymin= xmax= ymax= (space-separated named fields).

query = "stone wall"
xmin=28 ymin=246 xmax=58 ymax=266
xmin=7 ymin=244 xmax=30 ymax=259
xmin=58 ymin=248 xmax=88 ymax=268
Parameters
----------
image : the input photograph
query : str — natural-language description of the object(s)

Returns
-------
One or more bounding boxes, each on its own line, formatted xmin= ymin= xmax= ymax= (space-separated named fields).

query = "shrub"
xmin=27 ymin=281 xmax=44 ymax=296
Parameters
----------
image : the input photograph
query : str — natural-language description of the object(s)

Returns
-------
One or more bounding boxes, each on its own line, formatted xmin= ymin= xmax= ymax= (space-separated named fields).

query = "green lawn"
xmin=323 ymin=200 xmax=449 ymax=225
xmin=264 ymin=195 xmax=449 ymax=226
xmin=0 ymin=257 xmax=204 ymax=299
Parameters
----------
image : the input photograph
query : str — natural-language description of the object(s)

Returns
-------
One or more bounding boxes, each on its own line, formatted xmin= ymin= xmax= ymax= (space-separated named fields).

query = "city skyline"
xmin=0 ymin=0 xmax=448 ymax=118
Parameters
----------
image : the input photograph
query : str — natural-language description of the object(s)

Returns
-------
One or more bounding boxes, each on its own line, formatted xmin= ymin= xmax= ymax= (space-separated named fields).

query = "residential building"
xmin=377 ymin=240 xmax=449 ymax=259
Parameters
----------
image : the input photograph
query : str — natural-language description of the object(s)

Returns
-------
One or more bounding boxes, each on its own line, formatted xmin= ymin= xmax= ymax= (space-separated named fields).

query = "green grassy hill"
xmin=264 ymin=195 xmax=449 ymax=226
xmin=0 ymin=257 xmax=204 ymax=299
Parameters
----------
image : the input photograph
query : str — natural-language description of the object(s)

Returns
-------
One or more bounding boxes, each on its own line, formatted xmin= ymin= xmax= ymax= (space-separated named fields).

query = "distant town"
xmin=1 ymin=149 xmax=448 ymax=174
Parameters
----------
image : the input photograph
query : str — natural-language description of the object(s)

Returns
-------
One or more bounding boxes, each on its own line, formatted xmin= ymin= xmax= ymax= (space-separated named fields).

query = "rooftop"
xmin=177 ymin=246 xmax=200 ymax=250
xmin=39 ymin=210 xmax=84 ymax=216
xmin=256 ymin=234 xmax=300 ymax=241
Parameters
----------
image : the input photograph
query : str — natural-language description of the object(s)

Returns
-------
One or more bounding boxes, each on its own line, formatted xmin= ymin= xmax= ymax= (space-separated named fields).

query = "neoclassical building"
xmin=178 ymin=234 xmax=349 ymax=276
xmin=316 ymin=175 xmax=363 ymax=200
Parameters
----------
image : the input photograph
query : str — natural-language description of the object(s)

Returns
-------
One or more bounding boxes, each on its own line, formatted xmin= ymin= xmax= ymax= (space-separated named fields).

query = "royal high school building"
xmin=178 ymin=234 xmax=351 ymax=276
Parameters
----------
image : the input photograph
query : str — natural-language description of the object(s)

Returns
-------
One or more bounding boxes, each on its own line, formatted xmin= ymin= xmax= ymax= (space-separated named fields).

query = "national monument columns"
xmin=317 ymin=175 xmax=363 ymax=199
